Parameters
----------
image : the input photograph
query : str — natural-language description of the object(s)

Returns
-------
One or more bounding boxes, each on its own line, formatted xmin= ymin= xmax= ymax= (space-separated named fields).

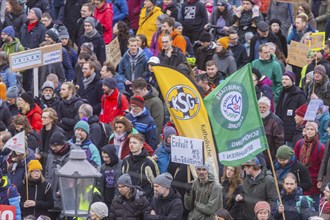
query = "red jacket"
xmin=99 ymin=88 xmax=129 ymax=124
xmin=94 ymin=3 xmax=113 ymax=44
xmin=25 ymin=104 xmax=42 ymax=132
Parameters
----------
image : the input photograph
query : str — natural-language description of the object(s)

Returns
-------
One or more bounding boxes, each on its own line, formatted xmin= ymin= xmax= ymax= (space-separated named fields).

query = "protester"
xmin=5 ymin=86 xmax=19 ymax=116
xmin=37 ymin=81 xmax=60 ymax=111
xmin=17 ymin=92 xmax=42 ymax=132
xmin=213 ymin=36 xmax=237 ymax=77
xmin=319 ymin=182 xmax=330 ymax=219
xmin=214 ymin=209 xmax=233 ymax=220
xmin=90 ymin=202 xmax=109 ymax=220
xmin=318 ymin=123 xmax=330 ymax=191
xmin=254 ymin=201 xmax=271 ymax=220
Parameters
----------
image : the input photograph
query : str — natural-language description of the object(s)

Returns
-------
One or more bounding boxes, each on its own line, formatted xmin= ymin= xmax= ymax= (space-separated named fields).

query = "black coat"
xmin=249 ymin=31 xmax=282 ymax=61
xmin=230 ymin=43 xmax=249 ymax=69
xmin=26 ymin=0 xmax=51 ymax=13
xmin=160 ymin=3 xmax=178 ymax=20
xmin=222 ymin=180 xmax=243 ymax=220
xmin=78 ymin=32 xmax=106 ymax=65
xmin=275 ymin=85 xmax=306 ymax=142
xmin=74 ymin=16 xmax=103 ymax=46
xmin=290 ymin=160 xmax=312 ymax=192
xmin=77 ymin=74 xmax=103 ymax=115
xmin=20 ymin=21 xmax=46 ymax=49
xmin=4 ymin=11 xmax=27 ymax=38
xmin=195 ymin=42 xmax=216 ymax=71
xmin=0 ymin=101 xmax=11 ymax=128
xmin=158 ymin=46 xmax=186 ymax=68
xmin=63 ymin=0 xmax=88 ymax=39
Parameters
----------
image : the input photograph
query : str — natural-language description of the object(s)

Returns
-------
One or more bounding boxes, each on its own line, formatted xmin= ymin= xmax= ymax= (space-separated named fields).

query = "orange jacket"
xmin=158 ymin=30 xmax=186 ymax=55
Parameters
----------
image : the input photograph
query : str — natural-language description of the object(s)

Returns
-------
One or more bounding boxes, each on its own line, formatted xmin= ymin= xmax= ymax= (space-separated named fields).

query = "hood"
xmin=126 ymin=46 xmax=144 ymax=59
xmin=280 ymin=186 xmax=303 ymax=199
xmin=258 ymin=76 xmax=273 ymax=87
xmin=63 ymin=94 xmax=81 ymax=105
xmin=88 ymin=115 xmax=100 ymax=125
xmin=160 ymin=187 xmax=182 ymax=201
xmin=144 ymin=85 xmax=159 ymax=100
xmin=101 ymin=144 xmax=119 ymax=165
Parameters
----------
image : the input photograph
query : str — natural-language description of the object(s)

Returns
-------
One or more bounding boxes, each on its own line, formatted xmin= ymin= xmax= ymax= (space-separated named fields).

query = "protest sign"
xmin=304 ymin=99 xmax=323 ymax=121
xmin=308 ymin=32 xmax=325 ymax=51
xmin=276 ymin=0 xmax=294 ymax=3
xmin=0 ymin=205 xmax=16 ymax=220
xmin=171 ymin=136 xmax=204 ymax=166
xmin=106 ymin=37 xmax=122 ymax=67
xmin=3 ymin=131 xmax=25 ymax=153
xmin=287 ymin=41 xmax=309 ymax=68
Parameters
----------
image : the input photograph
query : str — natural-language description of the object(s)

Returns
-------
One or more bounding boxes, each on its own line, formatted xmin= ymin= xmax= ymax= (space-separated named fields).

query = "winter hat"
xmin=252 ymin=67 xmax=262 ymax=80
xmin=46 ymin=29 xmax=59 ymax=42
xmin=283 ymin=71 xmax=296 ymax=83
xmin=217 ymin=37 xmax=230 ymax=49
xmin=257 ymin=21 xmax=269 ymax=32
xmin=305 ymin=121 xmax=319 ymax=133
xmin=59 ymin=29 xmax=70 ymax=40
xmin=90 ymin=202 xmax=108 ymax=219
xmin=117 ymin=174 xmax=133 ymax=187
xmin=74 ymin=120 xmax=90 ymax=134
xmin=149 ymin=0 xmax=156 ymax=5
xmin=28 ymin=160 xmax=43 ymax=172
xmin=314 ymin=65 xmax=327 ymax=77
xmin=148 ymin=56 xmax=160 ymax=64
xmin=157 ymin=14 xmax=167 ymax=22
xmin=101 ymin=144 xmax=119 ymax=165
xmin=20 ymin=92 xmax=34 ymax=105
xmin=130 ymin=96 xmax=144 ymax=108
xmin=295 ymin=104 xmax=307 ymax=117
xmin=6 ymin=86 xmax=19 ymax=99
xmin=306 ymin=71 xmax=314 ymax=80
xmin=217 ymin=0 xmax=227 ymax=6
xmin=50 ymin=132 xmax=66 ymax=146
xmin=199 ymin=32 xmax=211 ymax=43
xmin=164 ymin=126 xmax=176 ymax=140
xmin=31 ymin=8 xmax=42 ymax=20
xmin=174 ymin=22 xmax=182 ymax=29
xmin=81 ymin=42 xmax=94 ymax=53
xmin=2 ymin=26 xmax=15 ymax=38
xmin=154 ymin=173 xmax=173 ymax=188
xmin=245 ymin=32 xmax=254 ymax=43
xmin=242 ymin=157 xmax=261 ymax=166
xmin=269 ymin=18 xmax=282 ymax=27
xmin=258 ymin=96 xmax=271 ymax=107
xmin=276 ymin=145 xmax=294 ymax=160
xmin=42 ymin=80 xmax=54 ymax=90
xmin=102 ymin=77 xmax=117 ymax=89
xmin=254 ymin=201 xmax=271 ymax=215
xmin=84 ymin=16 xmax=96 ymax=28
xmin=195 ymin=163 xmax=209 ymax=171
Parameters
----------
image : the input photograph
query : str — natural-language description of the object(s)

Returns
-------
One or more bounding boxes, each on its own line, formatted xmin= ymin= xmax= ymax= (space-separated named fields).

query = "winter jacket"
xmin=6 ymin=102 xmax=19 ymax=117
xmin=57 ymin=94 xmax=84 ymax=139
xmin=69 ymin=138 xmax=101 ymax=167
xmin=158 ymin=46 xmax=187 ymax=68
xmin=125 ymin=108 xmax=158 ymax=149
xmin=222 ymin=180 xmax=243 ymax=220
xmin=20 ymin=178 xmax=54 ymax=217
xmin=94 ymin=3 xmax=113 ymax=44
xmin=274 ymin=31 xmax=288 ymax=57
xmin=26 ymin=0 xmax=50 ymax=13
xmin=249 ymin=32 xmax=282 ymax=62
xmin=111 ymin=0 xmax=129 ymax=24
xmin=122 ymin=148 xmax=159 ymax=200
xmin=27 ymin=131 xmax=40 ymax=151
xmin=4 ymin=11 xmax=27 ymax=38
xmin=287 ymin=24 xmax=315 ymax=44
xmin=136 ymin=6 xmax=163 ymax=46
xmin=294 ymin=138 xmax=325 ymax=196
xmin=144 ymin=188 xmax=183 ymax=219
xmin=306 ymin=76 xmax=330 ymax=106
xmin=266 ymin=1 xmax=291 ymax=37
xmin=0 ymin=176 xmax=21 ymax=220
xmin=184 ymin=173 xmax=222 ymax=220
xmin=127 ymin=0 xmax=143 ymax=31
xmin=241 ymin=171 xmax=277 ymax=220
xmin=318 ymin=141 xmax=330 ymax=191
xmin=109 ymin=186 xmax=150 ymax=219
xmin=38 ymin=62 xmax=65 ymax=86
xmin=118 ymin=47 xmax=147 ymax=82
xmin=0 ymin=66 xmax=17 ymax=89
xmin=79 ymin=32 xmax=106 ymax=65
xmin=20 ymin=21 xmax=46 ymax=49
xmin=37 ymin=95 xmax=61 ymax=111
xmin=209 ymin=4 xmax=235 ymax=37
xmin=276 ymin=85 xmax=306 ymax=142
xmin=274 ymin=187 xmax=315 ymax=220
xmin=74 ymin=16 xmax=104 ymax=46
xmin=77 ymin=73 xmax=103 ymax=115
xmin=61 ymin=48 xmax=75 ymax=81
xmin=99 ymin=88 xmax=130 ymax=124
xmin=0 ymin=101 xmax=11 ymax=128
xmin=154 ymin=144 xmax=170 ymax=174
xmin=252 ymin=55 xmax=283 ymax=102
xmin=1 ymin=38 xmax=25 ymax=55
xmin=212 ymin=50 xmax=237 ymax=77
xmin=317 ymin=111 xmax=330 ymax=145
xmin=180 ymin=0 xmax=208 ymax=33
xmin=195 ymin=42 xmax=216 ymax=71
xmin=157 ymin=30 xmax=187 ymax=55
xmin=230 ymin=43 xmax=248 ymax=69
xmin=25 ymin=104 xmax=43 ymax=132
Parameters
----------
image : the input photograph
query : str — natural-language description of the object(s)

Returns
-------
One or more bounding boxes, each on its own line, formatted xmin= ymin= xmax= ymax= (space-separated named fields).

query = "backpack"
xmin=296 ymin=195 xmax=315 ymax=213
xmin=99 ymin=122 xmax=112 ymax=147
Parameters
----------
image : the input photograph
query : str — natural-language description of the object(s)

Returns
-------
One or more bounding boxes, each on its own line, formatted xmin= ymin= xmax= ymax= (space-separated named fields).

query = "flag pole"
xmin=267 ymin=148 xmax=286 ymax=220
xmin=24 ymin=147 xmax=29 ymax=200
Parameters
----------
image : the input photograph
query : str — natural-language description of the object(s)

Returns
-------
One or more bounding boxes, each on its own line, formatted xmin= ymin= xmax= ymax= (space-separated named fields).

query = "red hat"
xmin=254 ymin=201 xmax=270 ymax=215
xmin=130 ymin=96 xmax=144 ymax=108
xmin=295 ymin=104 xmax=307 ymax=117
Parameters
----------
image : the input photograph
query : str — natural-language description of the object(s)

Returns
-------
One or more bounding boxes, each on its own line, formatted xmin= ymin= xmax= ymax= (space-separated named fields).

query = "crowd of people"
xmin=0 ymin=0 xmax=329 ymax=219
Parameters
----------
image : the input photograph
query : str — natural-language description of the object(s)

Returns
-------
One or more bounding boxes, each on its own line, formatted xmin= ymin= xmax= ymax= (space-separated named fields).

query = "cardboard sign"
xmin=9 ymin=43 xmax=63 ymax=72
xmin=0 ymin=205 xmax=16 ymax=220
xmin=171 ymin=136 xmax=204 ymax=166
xmin=308 ymin=32 xmax=325 ymax=51
xmin=304 ymin=99 xmax=323 ymax=121
xmin=106 ymin=37 xmax=122 ymax=68
xmin=287 ymin=41 xmax=309 ymax=68
xmin=276 ymin=0 xmax=295 ymax=3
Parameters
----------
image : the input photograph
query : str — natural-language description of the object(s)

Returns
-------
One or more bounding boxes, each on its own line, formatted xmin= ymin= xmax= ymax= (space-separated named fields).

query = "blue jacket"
xmin=113 ymin=74 xmax=125 ymax=92
xmin=110 ymin=0 xmax=129 ymax=24
xmin=62 ymin=48 xmax=75 ymax=81
xmin=0 ymin=176 xmax=21 ymax=220
xmin=125 ymin=107 xmax=158 ymax=149
xmin=155 ymin=144 xmax=171 ymax=174
xmin=0 ymin=66 xmax=17 ymax=88
xmin=317 ymin=111 xmax=330 ymax=145
xmin=287 ymin=25 xmax=315 ymax=44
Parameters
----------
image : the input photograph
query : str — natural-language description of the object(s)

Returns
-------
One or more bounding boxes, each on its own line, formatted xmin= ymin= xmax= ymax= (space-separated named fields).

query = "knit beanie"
xmin=314 ymin=65 xmax=327 ymax=78
xmin=81 ymin=42 xmax=94 ymax=53
xmin=153 ymin=173 xmax=173 ymax=188
xmin=31 ymin=8 xmax=42 ymax=20
xmin=84 ymin=17 xmax=96 ymax=29
xmin=50 ymin=132 xmax=66 ymax=146
xmin=276 ymin=145 xmax=294 ymax=160
xmin=46 ymin=28 xmax=59 ymax=42
xmin=258 ymin=96 xmax=271 ymax=107
xmin=42 ymin=80 xmax=54 ymax=90
xmin=6 ymin=86 xmax=19 ymax=99
xmin=305 ymin=121 xmax=318 ymax=133
xmin=28 ymin=160 xmax=43 ymax=172
xmin=74 ymin=120 xmax=90 ymax=134
xmin=164 ymin=126 xmax=176 ymax=140
xmin=91 ymin=202 xmax=108 ymax=219
xmin=102 ymin=77 xmax=117 ymax=89
xmin=59 ymin=29 xmax=70 ymax=40
xmin=199 ymin=32 xmax=211 ymax=43
xmin=174 ymin=22 xmax=182 ymax=29
xmin=283 ymin=71 xmax=296 ymax=83
xmin=254 ymin=201 xmax=271 ymax=214
xmin=20 ymin=92 xmax=34 ymax=105
xmin=269 ymin=18 xmax=282 ymax=27
xmin=2 ymin=26 xmax=15 ymax=38
xmin=295 ymin=104 xmax=307 ymax=117
xmin=117 ymin=174 xmax=132 ymax=187
xmin=217 ymin=37 xmax=230 ymax=49
xmin=130 ymin=96 xmax=144 ymax=108
xmin=196 ymin=163 xmax=209 ymax=171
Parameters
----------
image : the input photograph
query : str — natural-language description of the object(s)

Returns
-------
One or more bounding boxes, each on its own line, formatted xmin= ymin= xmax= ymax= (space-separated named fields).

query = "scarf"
xmin=82 ymin=72 xmax=96 ymax=89
xmin=163 ymin=141 xmax=171 ymax=153
xmin=300 ymin=135 xmax=318 ymax=166
xmin=27 ymin=21 xmax=38 ymax=32
xmin=84 ymin=29 xmax=98 ymax=39
xmin=275 ymin=155 xmax=296 ymax=181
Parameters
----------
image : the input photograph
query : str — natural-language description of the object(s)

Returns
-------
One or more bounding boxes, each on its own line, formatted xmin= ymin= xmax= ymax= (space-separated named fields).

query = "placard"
xmin=106 ymin=37 xmax=122 ymax=68
xmin=287 ymin=41 xmax=309 ymax=68
xmin=304 ymin=99 xmax=323 ymax=121
xmin=171 ymin=136 xmax=204 ymax=166
xmin=276 ymin=0 xmax=295 ymax=3
xmin=308 ymin=32 xmax=325 ymax=51
xmin=0 ymin=205 xmax=16 ymax=220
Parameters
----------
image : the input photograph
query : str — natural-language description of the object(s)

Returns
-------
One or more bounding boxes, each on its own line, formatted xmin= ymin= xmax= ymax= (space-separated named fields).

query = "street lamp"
xmin=57 ymin=149 xmax=101 ymax=218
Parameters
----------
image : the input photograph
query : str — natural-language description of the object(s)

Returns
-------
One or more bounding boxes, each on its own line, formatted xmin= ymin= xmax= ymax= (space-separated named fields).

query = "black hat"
xmin=199 ymin=32 xmax=211 ymax=43
xmin=102 ymin=77 xmax=117 ymax=89
xmin=269 ymin=18 xmax=282 ymax=27
xmin=50 ymin=132 xmax=65 ymax=146
xmin=46 ymin=28 xmax=59 ymax=42
xmin=257 ymin=21 xmax=269 ymax=32
xmin=20 ymin=92 xmax=34 ymax=105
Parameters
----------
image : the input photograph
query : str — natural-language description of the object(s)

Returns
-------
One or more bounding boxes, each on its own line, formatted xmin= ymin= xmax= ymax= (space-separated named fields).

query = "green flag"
xmin=204 ymin=64 xmax=268 ymax=166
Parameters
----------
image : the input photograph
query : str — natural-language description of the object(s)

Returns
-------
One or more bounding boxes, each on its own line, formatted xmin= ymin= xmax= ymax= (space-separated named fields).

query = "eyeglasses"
xmin=32 ymin=170 xmax=41 ymax=174
xmin=41 ymin=19 xmax=50 ymax=22
xmin=162 ymin=41 xmax=170 ymax=43
xmin=130 ymin=105 xmax=139 ymax=109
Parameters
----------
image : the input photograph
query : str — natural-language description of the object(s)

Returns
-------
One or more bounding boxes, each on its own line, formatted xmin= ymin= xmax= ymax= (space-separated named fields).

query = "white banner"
xmin=171 ymin=136 xmax=204 ymax=166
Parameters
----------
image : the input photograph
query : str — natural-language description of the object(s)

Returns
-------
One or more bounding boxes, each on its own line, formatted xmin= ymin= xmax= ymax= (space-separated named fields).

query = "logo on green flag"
xmin=204 ymin=64 xmax=268 ymax=166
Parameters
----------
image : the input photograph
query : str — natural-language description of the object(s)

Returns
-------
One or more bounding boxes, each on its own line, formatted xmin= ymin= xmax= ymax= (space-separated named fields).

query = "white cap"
xmin=148 ymin=56 xmax=160 ymax=64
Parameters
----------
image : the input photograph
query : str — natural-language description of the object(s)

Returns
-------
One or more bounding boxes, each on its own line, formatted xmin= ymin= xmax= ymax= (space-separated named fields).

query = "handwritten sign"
xmin=171 ymin=136 xmax=204 ymax=166
xmin=308 ymin=32 xmax=325 ymax=51
xmin=106 ymin=37 xmax=122 ymax=68
xmin=0 ymin=205 xmax=16 ymax=220
xmin=287 ymin=41 xmax=309 ymax=68
xmin=304 ymin=99 xmax=323 ymax=121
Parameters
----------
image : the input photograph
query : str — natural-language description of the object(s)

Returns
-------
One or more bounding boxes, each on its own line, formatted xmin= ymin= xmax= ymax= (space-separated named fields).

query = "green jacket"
xmin=184 ymin=173 xmax=222 ymax=220
xmin=2 ymin=38 xmax=25 ymax=54
xmin=252 ymin=55 xmax=283 ymax=103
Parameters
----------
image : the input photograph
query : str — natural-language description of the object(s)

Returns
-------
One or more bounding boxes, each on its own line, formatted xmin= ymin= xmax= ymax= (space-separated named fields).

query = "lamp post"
xmin=57 ymin=149 xmax=101 ymax=218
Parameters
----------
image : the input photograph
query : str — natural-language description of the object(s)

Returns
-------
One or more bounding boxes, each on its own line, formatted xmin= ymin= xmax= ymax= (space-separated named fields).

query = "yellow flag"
xmin=153 ymin=65 xmax=219 ymax=181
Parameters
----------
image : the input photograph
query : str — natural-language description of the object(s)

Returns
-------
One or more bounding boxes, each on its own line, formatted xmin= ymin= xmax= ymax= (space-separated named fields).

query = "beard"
xmin=261 ymin=110 xmax=270 ymax=118
xmin=44 ymin=94 xmax=53 ymax=100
